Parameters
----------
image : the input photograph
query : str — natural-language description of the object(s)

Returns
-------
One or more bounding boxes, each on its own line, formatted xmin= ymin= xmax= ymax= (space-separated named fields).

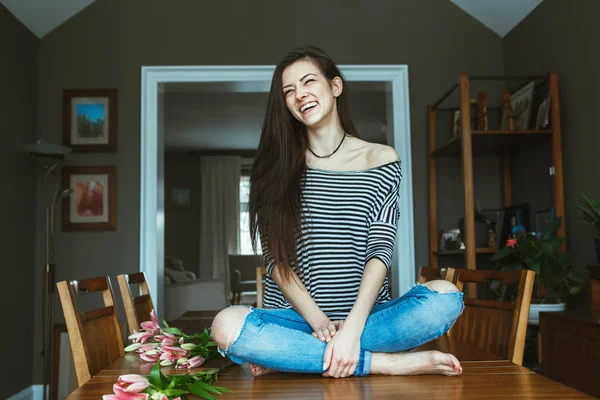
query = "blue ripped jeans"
xmin=218 ymin=284 xmax=464 ymax=376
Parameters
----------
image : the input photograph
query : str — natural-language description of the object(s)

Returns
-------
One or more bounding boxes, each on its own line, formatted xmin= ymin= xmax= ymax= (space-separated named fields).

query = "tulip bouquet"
xmin=125 ymin=310 xmax=221 ymax=369
xmin=103 ymin=362 xmax=231 ymax=400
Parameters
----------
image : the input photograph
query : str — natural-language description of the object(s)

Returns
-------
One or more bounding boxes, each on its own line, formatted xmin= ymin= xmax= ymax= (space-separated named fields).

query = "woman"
xmin=211 ymin=45 xmax=464 ymax=378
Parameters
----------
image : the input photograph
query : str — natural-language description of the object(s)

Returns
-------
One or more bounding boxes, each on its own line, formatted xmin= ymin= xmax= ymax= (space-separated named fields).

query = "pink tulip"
xmin=128 ymin=332 xmax=154 ymax=344
xmin=103 ymin=374 xmax=149 ymax=400
xmin=179 ymin=337 xmax=184 ymax=345
xmin=175 ymin=355 xmax=205 ymax=369
xmin=161 ymin=345 xmax=187 ymax=355
xmin=140 ymin=310 xmax=161 ymax=335
xmin=113 ymin=384 xmax=149 ymax=400
xmin=137 ymin=344 xmax=158 ymax=353
xmin=140 ymin=351 xmax=160 ymax=363
xmin=188 ymin=356 xmax=205 ymax=368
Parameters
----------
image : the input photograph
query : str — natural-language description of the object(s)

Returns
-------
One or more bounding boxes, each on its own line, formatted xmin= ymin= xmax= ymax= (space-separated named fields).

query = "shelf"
xmin=431 ymin=130 xmax=552 ymax=157
xmin=433 ymin=248 xmax=499 ymax=256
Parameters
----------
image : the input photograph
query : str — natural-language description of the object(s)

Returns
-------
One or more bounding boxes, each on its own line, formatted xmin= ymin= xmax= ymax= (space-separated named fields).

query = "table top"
xmin=540 ymin=311 xmax=600 ymax=327
xmin=65 ymin=331 xmax=592 ymax=399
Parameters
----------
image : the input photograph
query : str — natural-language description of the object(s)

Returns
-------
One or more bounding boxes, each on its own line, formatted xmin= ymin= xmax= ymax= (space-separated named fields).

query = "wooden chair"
xmin=417 ymin=266 xmax=457 ymax=284
xmin=256 ymin=266 xmax=266 ymax=308
xmin=56 ymin=276 xmax=125 ymax=386
xmin=117 ymin=272 xmax=155 ymax=335
xmin=448 ymin=269 xmax=535 ymax=365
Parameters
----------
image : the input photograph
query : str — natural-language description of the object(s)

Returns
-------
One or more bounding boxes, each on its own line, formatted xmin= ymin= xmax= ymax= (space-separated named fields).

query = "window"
xmin=239 ymin=169 xmax=260 ymax=255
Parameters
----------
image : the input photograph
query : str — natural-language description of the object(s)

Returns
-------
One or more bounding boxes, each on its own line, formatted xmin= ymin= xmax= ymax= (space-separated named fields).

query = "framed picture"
xmin=62 ymin=166 xmax=116 ymax=231
xmin=439 ymin=229 xmax=462 ymax=251
xmin=63 ymin=89 xmax=118 ymax=152
xmin=498 ymin=203 xmax=530 ymax=248
xmin=535 ymin=208 xmax=555 ymax=238
xmin=171 ymin=188 xmax=191 ymax=209
xmin=501 ymin=81 xmax=535 ymax=131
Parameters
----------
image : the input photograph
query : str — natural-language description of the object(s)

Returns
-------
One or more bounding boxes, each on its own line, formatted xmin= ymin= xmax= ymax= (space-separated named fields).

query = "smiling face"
xmin=281 ymin=59 xmax=342 ymax=129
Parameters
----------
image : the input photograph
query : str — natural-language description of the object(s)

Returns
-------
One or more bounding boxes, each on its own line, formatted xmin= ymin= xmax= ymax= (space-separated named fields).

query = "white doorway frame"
xmin=140 ymin=65 xmax=415 ymax=315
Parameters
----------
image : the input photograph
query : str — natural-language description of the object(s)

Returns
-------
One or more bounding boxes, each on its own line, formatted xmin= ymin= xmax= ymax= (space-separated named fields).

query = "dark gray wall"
xmin=35 ymin=0 xmax=504 ymax=383
xmin=504 ymin=0 xmax=600 ymax=290
xmin=0 ymin=4 xmax=38 ymax=398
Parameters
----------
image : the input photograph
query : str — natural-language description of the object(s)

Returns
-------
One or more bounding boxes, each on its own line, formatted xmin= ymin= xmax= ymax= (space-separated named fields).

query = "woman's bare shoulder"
xmin=344 ymin=137 xmax=399 ymax=169
xmin=364 ymin=142 xmax=399 ymax=169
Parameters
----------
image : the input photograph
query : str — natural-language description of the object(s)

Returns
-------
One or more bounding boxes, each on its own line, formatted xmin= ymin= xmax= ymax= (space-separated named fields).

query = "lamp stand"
xmin=24 ymin=141 xmax=72 ymax=400
xmin=40 ymin=160 xmax=69 ymax=400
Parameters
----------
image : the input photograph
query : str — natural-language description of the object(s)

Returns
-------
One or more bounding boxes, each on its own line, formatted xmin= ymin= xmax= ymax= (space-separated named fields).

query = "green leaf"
xmin=537 ymin=241 xmax=554 ymax=257
xmin=149 ymin=362 xmax=164 ymax=389
xmin=191 ymin=380 xmax=229 ymax=394
xmin=162 ymin=327 xmax=183 ymax=336
xmin=162 ymin=318 xmax=170 ymax=328
xmin=491 ymin=246 xmax=514 ymax=261
xmin=541 ymin=217 xmax=562 ymax=237
xmin=569 ymin=286 xmax=582 ymax=295
xmin=187 ymin=382 xmax=217 ymax=400
xmin=162 ymin=389 xmax=189 ymax=397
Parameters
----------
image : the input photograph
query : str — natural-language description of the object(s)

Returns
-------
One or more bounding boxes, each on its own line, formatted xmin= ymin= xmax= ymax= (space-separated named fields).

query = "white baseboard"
xmin=7 ymin=385 xmax=45 ymax=400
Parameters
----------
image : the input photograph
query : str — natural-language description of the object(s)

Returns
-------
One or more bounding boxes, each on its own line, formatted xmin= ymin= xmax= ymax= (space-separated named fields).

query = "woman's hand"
xmin=312 ymin=320 xmax=344 ymax=342
xmin=322 ymin=324 xmax=361 ymax=378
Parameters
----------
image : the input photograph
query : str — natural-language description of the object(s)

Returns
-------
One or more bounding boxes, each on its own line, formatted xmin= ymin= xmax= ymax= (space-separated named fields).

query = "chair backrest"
xmin=417 ymin=266 xmax=457 ymax=284
xmin=57 ymin=276 xmax=125 ymax=386
xmin=449 ymin=269 xmax=535 ymax=365
xmin=229 ymin=254 xmax=263 ymax=280
xmin=256 ymin=266 xmax=266 ymax=308
xmin=117 ymin=272 xmax=155 ymax=335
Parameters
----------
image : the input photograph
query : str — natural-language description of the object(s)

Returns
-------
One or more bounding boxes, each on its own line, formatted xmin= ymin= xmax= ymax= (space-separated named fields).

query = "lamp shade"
xmin=23 ymin=140 xmax=72 ymax=158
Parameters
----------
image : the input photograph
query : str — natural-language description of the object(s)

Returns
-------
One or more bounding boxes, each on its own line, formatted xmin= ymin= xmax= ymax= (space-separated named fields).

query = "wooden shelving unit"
xmin=427 ymin=73 xmax=565 ymax=289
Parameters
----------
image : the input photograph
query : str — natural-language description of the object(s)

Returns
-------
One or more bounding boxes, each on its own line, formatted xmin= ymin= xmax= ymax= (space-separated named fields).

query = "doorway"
xmin=140 ymin=65 xmax=415 ymax=315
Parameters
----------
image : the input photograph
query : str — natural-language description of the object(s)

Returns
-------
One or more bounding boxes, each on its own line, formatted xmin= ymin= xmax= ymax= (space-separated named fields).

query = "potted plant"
xmin=577 ymin=192 xmax=600 ymax=264
xmin=491 ymin=217 xmax=584 ymax=325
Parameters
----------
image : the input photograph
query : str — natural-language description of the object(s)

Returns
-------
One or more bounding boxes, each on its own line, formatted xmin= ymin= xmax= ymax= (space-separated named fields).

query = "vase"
xmin=595 ymin=237 xmax=600 ymax=263
xmin=528 ymin=303 xmax=566 ymax=325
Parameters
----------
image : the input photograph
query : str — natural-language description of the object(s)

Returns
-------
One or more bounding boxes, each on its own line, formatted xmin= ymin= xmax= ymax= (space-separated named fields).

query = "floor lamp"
xmin=24 ymin=140 xmax=72 ymax=400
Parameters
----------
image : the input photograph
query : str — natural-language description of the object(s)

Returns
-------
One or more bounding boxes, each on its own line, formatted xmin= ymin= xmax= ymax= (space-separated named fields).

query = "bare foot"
xmin=370 ymin=350 xmax=462 ymax=376
xmin=249 ymin=363 xmax=275 ymax=377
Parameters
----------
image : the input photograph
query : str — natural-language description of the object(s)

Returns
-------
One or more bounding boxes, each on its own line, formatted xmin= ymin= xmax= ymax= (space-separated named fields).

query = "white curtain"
xmin=198 ymin=156 xmax=241 ymax=293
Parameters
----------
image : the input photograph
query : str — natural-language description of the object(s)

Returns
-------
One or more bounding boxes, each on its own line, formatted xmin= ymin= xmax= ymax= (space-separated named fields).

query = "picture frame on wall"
xmin=501 ymin=81 xmax=535 ymax=131
xmin=63 ymin=89 xmax=118 ymax=152
xmin=62 ymin=166 xmax=117 ymax=231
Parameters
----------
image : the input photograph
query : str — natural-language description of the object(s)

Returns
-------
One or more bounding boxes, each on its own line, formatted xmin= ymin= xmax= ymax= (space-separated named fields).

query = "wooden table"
xmin=540 ymin=311 xmax=600 ymax=398
xmin=65 ymin=332 xmax=592 ymax=399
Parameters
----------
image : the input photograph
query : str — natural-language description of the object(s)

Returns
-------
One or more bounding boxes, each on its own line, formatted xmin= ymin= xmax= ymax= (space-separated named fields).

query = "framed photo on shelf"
xmin=63 ymin=89 xmax=118 ymax=152
xmin=439 ymin=229 xmax=462 ymax=251
xmin=501 ymin=81 xmax=535 ymax=131
xmin=498 ymin=203 xmax=530 ymax=248
xmin=535 ymin=208 xmax=555 ymax=238
xmin=62 ymin=166 xmax=117 ymax=231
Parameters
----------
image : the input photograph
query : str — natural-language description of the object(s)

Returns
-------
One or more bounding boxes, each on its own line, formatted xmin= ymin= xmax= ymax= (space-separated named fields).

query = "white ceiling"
xmin=450 ymin=0 xmax=544 ymax=37
xmin=1 ymin=0 xmax=543 ymax=39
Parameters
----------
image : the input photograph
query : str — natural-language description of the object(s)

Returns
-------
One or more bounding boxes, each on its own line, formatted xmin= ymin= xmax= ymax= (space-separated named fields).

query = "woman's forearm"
xmin=271 ymin=266 xmax=330 ymax=331
xmin=344 ymin=259 xmax=388 ymax=334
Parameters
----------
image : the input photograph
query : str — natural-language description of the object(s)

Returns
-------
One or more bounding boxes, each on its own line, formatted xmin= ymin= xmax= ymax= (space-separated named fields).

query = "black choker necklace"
xmin=308 ymin=133 xmax=347 ymax=158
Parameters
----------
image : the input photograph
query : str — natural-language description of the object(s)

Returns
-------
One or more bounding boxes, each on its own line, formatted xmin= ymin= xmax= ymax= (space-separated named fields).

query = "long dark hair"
xmin=248 ymin=45 xmax=358 ymax=283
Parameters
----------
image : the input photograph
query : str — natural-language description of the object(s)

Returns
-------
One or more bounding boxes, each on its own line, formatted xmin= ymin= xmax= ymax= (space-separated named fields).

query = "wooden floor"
xmin=65 ymin=313 xmax=593 ymax=399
